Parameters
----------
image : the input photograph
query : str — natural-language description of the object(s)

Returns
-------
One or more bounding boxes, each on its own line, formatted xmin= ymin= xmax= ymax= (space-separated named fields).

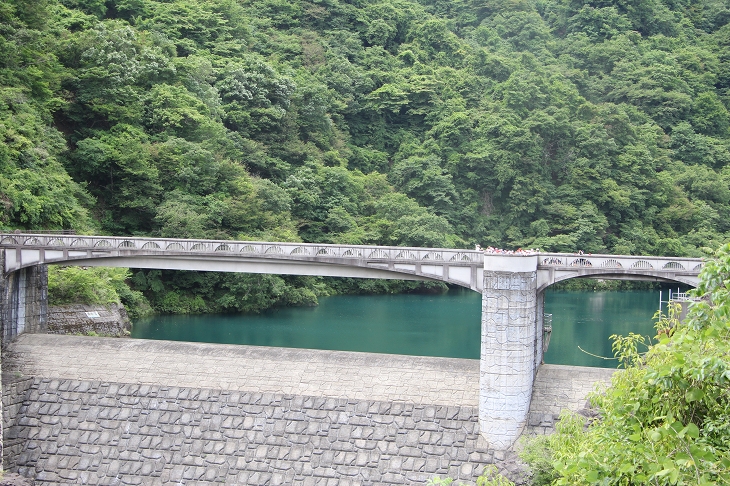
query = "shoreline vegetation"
xmin=48 ymin=264 xmax=453 ymax=318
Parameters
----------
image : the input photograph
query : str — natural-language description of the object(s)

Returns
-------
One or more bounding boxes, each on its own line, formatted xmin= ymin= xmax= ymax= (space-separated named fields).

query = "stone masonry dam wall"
xmin=2 ymin=334 xmax=615 ymax=485
xmin=3 ymin=377 xmax=495 ymax=485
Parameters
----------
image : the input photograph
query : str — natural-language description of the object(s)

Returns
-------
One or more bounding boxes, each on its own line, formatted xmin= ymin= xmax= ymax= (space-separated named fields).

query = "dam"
xmin=3 ymin=334 xmax=615 ymax=485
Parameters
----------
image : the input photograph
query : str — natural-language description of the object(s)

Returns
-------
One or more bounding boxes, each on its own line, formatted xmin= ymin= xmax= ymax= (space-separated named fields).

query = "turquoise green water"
xmin=542 ymin=290 xmax=661 ymax=367
xmin=132 ymin=291 xmax=482 ymax=359
xmin=132 ymin=289 xmax=666 ymax=367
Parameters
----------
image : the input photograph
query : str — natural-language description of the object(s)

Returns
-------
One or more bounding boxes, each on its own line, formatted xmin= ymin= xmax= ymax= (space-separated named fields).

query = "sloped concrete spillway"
xmin=2 ymin=335 xmax=615 ymax=485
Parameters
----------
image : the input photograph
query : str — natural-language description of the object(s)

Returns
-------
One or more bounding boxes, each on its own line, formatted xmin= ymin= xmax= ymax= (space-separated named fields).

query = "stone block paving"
xmin=5 ymin=378 xmax=501 ymax=485
xmin=2 ymin=376 xmax=35 ymax=471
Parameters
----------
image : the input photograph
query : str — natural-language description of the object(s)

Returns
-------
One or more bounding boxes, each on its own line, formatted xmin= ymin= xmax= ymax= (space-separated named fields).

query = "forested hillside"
xmin=2 ymin=0 xmax=730 ymax=313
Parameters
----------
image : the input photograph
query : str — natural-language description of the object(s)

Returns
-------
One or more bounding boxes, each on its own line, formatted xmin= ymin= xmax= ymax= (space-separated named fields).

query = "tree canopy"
xmin=2 ymin=0 xmax=730 ymax=311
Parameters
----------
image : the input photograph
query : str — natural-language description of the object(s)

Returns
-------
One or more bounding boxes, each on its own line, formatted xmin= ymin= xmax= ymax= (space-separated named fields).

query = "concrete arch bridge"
xmin=0 ymin=234 xmax=703 ymax=449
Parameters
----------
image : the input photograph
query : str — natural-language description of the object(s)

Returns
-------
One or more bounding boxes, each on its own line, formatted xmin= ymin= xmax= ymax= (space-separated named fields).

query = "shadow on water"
xmin=133 ymin=288 xmax=666 ymax=367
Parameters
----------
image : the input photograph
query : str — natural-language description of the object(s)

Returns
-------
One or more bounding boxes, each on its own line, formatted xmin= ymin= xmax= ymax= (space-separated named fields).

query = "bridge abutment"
xmin=1 ymin=251 xmax=48 ymax=344
xmin=480 ymin=255 xmax=539 ymax=450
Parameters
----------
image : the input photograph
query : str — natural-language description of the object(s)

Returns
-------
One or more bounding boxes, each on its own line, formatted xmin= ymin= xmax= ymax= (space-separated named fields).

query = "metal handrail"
xmin=0 ymin=233 xmax=485 ymax=263
xmin=4 ymin=229 xmax=76 ymax=235
xmin=543 ymin=313 xmax=553 ymax=353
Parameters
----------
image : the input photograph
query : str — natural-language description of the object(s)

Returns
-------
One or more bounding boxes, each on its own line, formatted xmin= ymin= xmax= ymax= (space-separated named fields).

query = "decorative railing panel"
xmin=537 ymin=252 xmax=702 ymax=273
xmin=532 ymin=252 xmax=703 ymax=288
xmin=0 ymin=234 xmax=485 ymax=266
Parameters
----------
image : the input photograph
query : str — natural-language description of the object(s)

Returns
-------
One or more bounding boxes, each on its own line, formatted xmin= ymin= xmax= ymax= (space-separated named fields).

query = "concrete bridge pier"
xmin=480 ymin=255 xmax=540 ymax=450
xmin=0 ymin=252 xmax=48 ymax=344
xmin=0 ymin=253 xmax=49 ymax=473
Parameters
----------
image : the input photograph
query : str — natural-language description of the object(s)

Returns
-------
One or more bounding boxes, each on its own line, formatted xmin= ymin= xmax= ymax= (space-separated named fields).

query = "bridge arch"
xmin=535 ymin=253 xmax=702 ymax=291
xmin=545 ymin=271 xmax=699 ymax=289
xmin=1 ymin=234 xmax=485 ymax=292
xmin=480 ymin=252 xmax=702 ymax=450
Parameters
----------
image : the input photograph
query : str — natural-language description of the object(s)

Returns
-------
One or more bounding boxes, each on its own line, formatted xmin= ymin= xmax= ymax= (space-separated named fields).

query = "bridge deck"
xmin=1 ymin=234 xmax=485 ymax=292
xmin=1 ymin=234 xmax=703 ymax=292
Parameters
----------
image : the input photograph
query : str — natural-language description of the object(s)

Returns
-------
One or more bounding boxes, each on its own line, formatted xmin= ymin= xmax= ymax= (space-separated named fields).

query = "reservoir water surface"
xmin=133 ymin=288 xmax=671 ymax=367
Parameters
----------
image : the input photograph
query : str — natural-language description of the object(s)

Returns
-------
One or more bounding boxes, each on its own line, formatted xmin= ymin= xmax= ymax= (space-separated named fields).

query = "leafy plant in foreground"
xmin=425 ymin=465 xmax=515 ymax=485
xmin=521 ymin=244 xmax=730 ymax=485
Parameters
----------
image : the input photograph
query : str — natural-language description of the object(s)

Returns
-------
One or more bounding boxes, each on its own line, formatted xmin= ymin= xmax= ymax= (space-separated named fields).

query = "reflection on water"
xmin=544 ymin=290 xmax=659 ymax=367
xmin=132 ymin=291 xmax=482 ymax=359
xmin=133 ymin=289 xmax=663 ymax=367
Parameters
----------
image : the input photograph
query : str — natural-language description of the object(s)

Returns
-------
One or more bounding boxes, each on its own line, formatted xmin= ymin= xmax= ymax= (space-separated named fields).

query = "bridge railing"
xmin=536 ymin=252 xmax=703 ymax=273
xmin=0 ymin=234 xmax=484 ymax=265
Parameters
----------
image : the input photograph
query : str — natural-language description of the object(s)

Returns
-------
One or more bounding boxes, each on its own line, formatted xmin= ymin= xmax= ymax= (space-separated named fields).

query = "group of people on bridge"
xmin=475 ymin=245 xmax=540 ymax=255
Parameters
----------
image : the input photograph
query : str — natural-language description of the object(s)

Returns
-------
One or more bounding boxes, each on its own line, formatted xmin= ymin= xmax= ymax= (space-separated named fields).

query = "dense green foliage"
xmin=48 ymin=266 xmax=126 ymax=306
xmin=129 ymin=270 xmax=323 ymax=314
xmin=3 ymin=0 xmax=730 ymax=311
xmin=521 ymin=244 xmax=730 ymax=485
xmin=48 ymin=266 xmax=150 ymax=318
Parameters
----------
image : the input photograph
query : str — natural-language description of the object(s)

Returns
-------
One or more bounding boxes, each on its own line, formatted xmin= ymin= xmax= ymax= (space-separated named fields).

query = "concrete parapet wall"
xmin=3 ymin=378 xmax=523 ymax=486
xmin=0 ymin=261 xmax=48 ymax=476
xmin=47 ymin=304 xmax=130 ymax=337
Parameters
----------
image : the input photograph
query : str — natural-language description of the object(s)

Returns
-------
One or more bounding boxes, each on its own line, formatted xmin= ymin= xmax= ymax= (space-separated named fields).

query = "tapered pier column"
xmin=480 ymin=255 xmax=538 ymax=449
